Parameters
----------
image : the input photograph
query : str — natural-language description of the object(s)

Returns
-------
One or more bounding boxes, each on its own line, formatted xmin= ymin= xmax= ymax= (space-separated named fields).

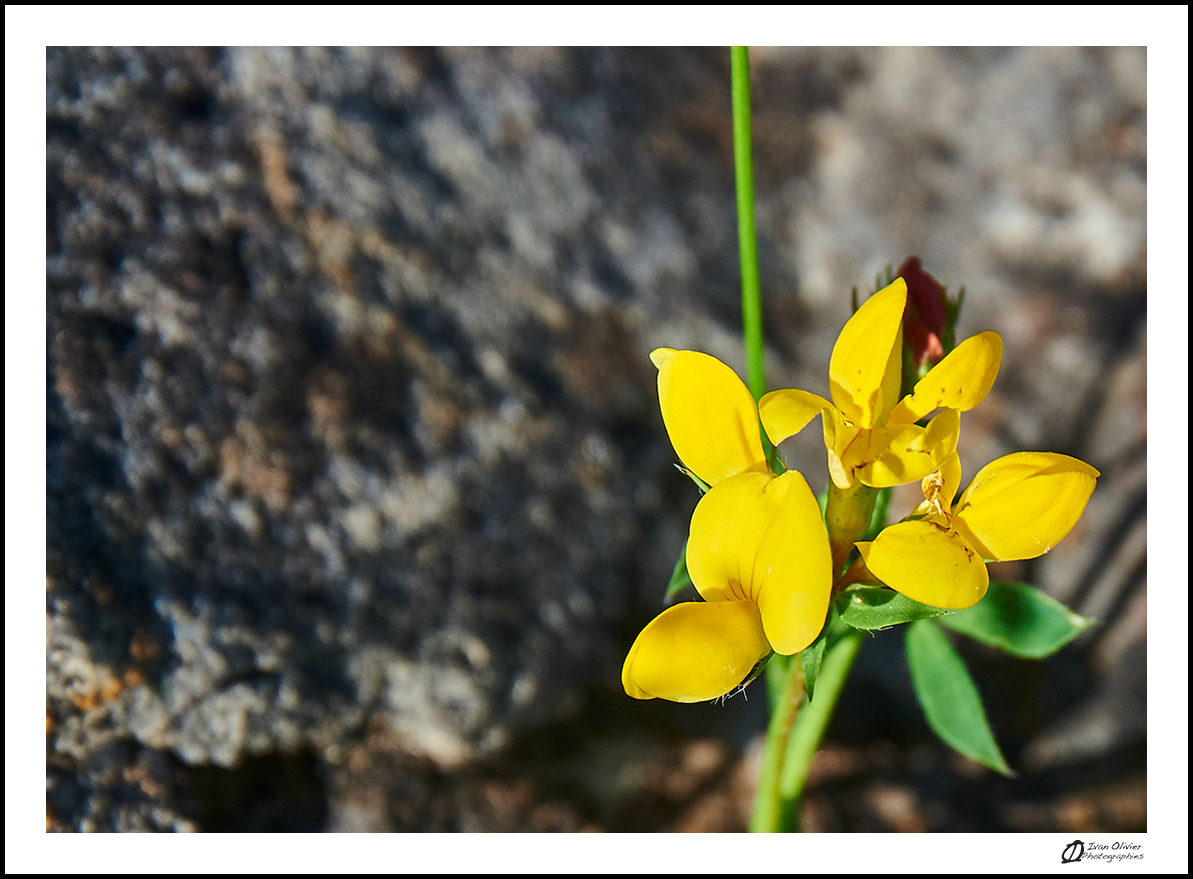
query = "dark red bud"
xmin=904 ymin=314 xmax=945 ymax=369
xmin=897 ymin=255 xmax=946 ymax=338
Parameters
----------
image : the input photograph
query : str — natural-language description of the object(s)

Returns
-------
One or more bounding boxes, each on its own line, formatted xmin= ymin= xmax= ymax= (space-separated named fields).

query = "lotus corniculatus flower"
xmin=622 ymin=350 xmax=832 ymax=702
xmin=855 ymin=452 xmax=1100 ymax=609
xmin=757 ymin=278 xmax=1003 ymax=490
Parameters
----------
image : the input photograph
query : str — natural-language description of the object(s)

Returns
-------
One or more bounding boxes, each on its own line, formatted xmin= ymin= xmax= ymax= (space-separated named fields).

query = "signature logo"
xmin=1061 ymin=840 xmax=1085 ymax=864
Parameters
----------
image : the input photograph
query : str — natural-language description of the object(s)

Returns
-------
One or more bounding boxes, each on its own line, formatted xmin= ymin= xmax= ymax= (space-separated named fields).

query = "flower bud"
xmin=898 ymin=256 xmax=947 ymax=370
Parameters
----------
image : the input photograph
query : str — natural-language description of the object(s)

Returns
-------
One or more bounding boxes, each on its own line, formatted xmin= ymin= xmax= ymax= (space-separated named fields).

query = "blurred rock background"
xmin=46 ymin=46 xmax=1145 ymax=832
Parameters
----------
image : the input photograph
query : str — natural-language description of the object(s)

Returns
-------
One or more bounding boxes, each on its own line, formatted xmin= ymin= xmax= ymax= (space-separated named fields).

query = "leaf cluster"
xmin=832 ymin=579 xmax=1094 ymax=774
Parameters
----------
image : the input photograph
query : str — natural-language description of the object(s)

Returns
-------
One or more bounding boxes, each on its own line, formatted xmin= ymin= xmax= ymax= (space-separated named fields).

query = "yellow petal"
xmin=823 ymin=407 xmax=863 ymax=489
xmin=652 ymin=348 xmax=767 ymax=487
xmin=649 ymin=347 xmax=677 ymax=369
xmin=752 ymin=470 xmax=833 ymax=654
xmin=923 ymin=407 xmax=962 ymax=459
xmin=889 ymin=331 xmax=1003 ymax=424
xmin=759 ymin=388 xmax=835 ymax=446
xmin=922 ymin=451 xmax=963 ymax=516
xmin=621 ymin=600 xmax=770 ymax=702
xmin=953 ymin=452 xmax=1099 ymax=561
xmin=686 ymin=471 xmax=787 ymax=604
xmin=855 ymin=409 xmax=960 ymax=488
xmin=829 ymin=279 xmax=906 ymax=428
xmin=857 ymin=519 xmax=989 ymax=609
xmin=853 ymin=424 xmax=928 ymax=487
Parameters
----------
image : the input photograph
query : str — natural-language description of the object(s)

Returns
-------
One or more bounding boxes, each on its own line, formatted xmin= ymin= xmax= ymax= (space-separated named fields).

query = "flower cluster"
xmin=623 ymin=274 xmax=1098 ymax=703
xmin=621 ymin=348 xmax=832 ymax=703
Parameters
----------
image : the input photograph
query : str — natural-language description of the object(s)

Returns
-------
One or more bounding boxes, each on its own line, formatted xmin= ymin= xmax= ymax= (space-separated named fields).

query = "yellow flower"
xmin=622 ymin=350 xmax=833 ymax=702
xmin=855 ymin=452 xmax=1099 ymax=609
xmin=758 ymin=278 xmax=1003 ymax=489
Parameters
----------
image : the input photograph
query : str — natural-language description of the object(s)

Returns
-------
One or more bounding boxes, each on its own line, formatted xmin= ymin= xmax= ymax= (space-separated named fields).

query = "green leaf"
xmin=767 ymin=449 xmax=787 ymax=476
xmin=663 ymin=539 xmax=695 ymax=604
xmin=905 ymin=620 xmax=1013 ymax=776
xmin=761 ymin=415 xmax=788 ymax=478
xmin=675 ymin=464 xmax=711 ymax=494
xmin=938 ymin=581 xmax=1095 ymax=659
xmin=800 ymin=625 xmax=828 ymax=702
xmin=836 ymin=585 xmax=950 ymax=630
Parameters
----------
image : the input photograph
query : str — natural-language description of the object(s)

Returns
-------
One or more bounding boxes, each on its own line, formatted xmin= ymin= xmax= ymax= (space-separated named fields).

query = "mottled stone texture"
xmin=47 ymin=47 xmax=1145 ymax=831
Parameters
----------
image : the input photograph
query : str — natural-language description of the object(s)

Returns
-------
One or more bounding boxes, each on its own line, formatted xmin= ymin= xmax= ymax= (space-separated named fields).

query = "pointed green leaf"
xmin=663 ymin=539 xmax=695 ymax=604
xmin=905 ymin=620 xmax=1013 ymax=776
xmin=938 ymin=581 xmax=1095 ymax=659
xmin=676 ymin=464 xmax=711 ymax=494
xmin=800 ymin=625 xmax=828 ymax=702
xmin=836 ymin=585 xmax=950 ymax=630
xmin=764 ymin=420 xmax=787 ymax=476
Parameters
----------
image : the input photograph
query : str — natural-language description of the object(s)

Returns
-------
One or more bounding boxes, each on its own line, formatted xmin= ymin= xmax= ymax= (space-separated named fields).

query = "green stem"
xmin=751 ymin=630 xmax=864 ymax=831
xmin=730 ymin=46 xmax=781 ymax=472
xmin=749 ymin=656 xmax=805 ymax=832
xmin=775 ymin=629 xmax=863 ymax=829
xmin=731 ymin=42 xmax=791 ymax=738
xmin=764 ymin=651 xmax=791 ymax=712
xmin=732 ymin=43 xmax=866 ymax=835
xmin=731 ymin=46 xmax=765 ymax=403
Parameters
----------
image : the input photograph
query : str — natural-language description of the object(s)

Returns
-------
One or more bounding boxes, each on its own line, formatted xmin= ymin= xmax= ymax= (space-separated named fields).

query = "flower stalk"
xmin=731 ymin=45 xmax=866 ymax=833
xmin=749 ymin=657 xmax=805 ymax=832
xmin=775 ymin=628 xmax=863 ymax=828
xmin=731 ymin=44 xmax=794 ymax=771
xmin=750 ymin=625 xmax=864 ymax=832
xmin=731 ymin=45 xmax=765 ymax=404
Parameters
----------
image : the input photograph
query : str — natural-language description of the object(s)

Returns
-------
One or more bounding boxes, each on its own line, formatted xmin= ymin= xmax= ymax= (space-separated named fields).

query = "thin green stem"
xmin=749 ymin=656 xmax=805 ymax=832
xmin=733 ymin=43 xmax=867 ymax=836
xmin=775 ymin=629 xmax=863 ymax=829
xmin=751 ymin=630 xmax=864 ymax=832
xmin=731 ymin=46 xmax=765 ymax=403
xmin=765 ymin=651 xmax=792 ymax=712
xmin=731 ymin=45 xmax=793 ymax=799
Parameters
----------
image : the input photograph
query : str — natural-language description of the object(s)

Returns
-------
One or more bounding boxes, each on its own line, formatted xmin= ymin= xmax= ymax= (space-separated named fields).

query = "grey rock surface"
xmin=47 ymin=47 xmax=1145 ymax=831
